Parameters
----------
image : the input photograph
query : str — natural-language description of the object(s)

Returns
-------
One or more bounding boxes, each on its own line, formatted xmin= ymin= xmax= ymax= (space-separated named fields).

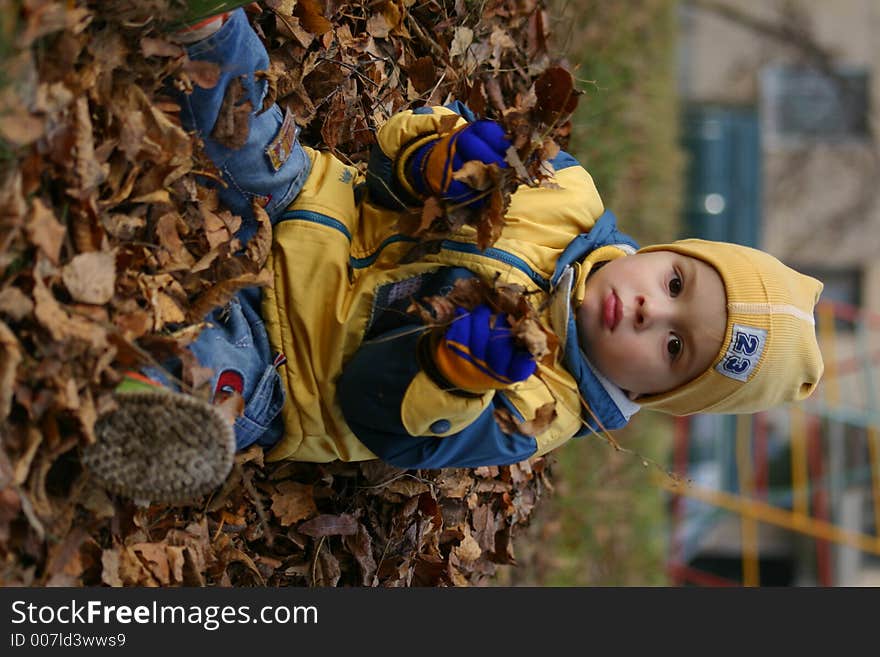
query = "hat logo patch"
xmin=716 ymin=324 xmax=766 ymax=382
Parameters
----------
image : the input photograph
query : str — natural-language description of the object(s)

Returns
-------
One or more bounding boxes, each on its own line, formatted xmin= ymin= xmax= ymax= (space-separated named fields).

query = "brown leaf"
xmin=407 ymin=293 xmax=455 ymax=326
xmin=153 ymin=291 xmax=186 ymax=328
xmin=101 ymin=213 xmax=145 ymax=240
xmin=383 ymin=477 xmax=430 ymax=498
xmin=0 ymin=486 xmax=22 ymax=546
xmin=438 ymin=113 xmax=461 ymax=136
xmin=0 ymin=321 xmax=21 ymax=421
xmin=0 ymin=112 xmax=45 ymax=147
xmin=471 ymin=504 xmax=496 ymax=553
xmin=245 ymin=202 xmax=272 ymax=267
xmin=132 ymin=542 xmax=171 ymax=586
xmin=294 ymin=0 xmax=332 ymax=35
xmin=320 ymin=91 xmax=348 ymax=151
xmin=476 ymin=187 xmax=507 ymax=250
xmin=155 ymin=212 xmax=195 ymax=270
xmin=359 ymin=460 xmax=406 ymax=485
xmin=397 ymin=195 xmax=444 ymax=238
xmin=313 ymin=545 xmax=341 ymax=586
xmin=494 ymin=401 xmax=556 ymax=436
xmin=436 ymin=470 xmax=473 ymax=498
xmin=533 ymin=66 xmax=580 ymax=125
xmin=213 ymin=390 xmax=244 ymax=425
xmin=183 ymin=59 xmax=221 ymax=89
xmin=511 ymin=316 xmax=550 ymax=361
xmin=270 ymin=481 xmax=317 ymax=526
xmin=33 ymin=276 xmax=108 ymax=350
xmin=100 ymin=547 xmax=123 ymax=587
xmin=72 ymin=96 xmax=107 ymax=194
xmin=212 ymin=78 xmax=252 ymax=150
xmin=406 ymin=56 xmax=437 ymax=94
xmin=451 ymin=160 xmax=496 ymax=192
xmin=140 ymin=37 xmax=183 ymax=59
xmin=446 ymin=277 xmax=487 ymax=309
xmin=450 ymin=26 xmax=475 ymax=59
xmin=0 ymin=288 xmax=33 ymax=321
xmin=452 ymin=526 xmax=483 ymax=564
xmin=366 ymin=11 xmax=391 ymax=39
xmin=187 ymin=268 xmax=273 ymax=321
xmin=25 ymin=199 xmax=66 ymax=265
xmin=343 ymin=523 xmax=377 ymax=586
xmin=61 ymin=251 xmax=116 ymax=305
xmin=298 ymin=513 xmax=359 ymax=537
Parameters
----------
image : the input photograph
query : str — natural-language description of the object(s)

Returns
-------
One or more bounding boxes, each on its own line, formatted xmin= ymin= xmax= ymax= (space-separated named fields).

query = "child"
xmin=83 ymin=9 xmax=824 ymax=502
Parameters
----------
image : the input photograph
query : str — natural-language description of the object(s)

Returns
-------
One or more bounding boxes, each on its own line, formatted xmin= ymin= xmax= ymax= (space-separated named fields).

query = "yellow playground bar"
xmin=662 ymin=298 xmax=880 ymax=586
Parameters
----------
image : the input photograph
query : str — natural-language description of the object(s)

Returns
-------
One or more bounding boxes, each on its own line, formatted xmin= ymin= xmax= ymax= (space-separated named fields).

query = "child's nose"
xmin=634 ymin=295 xmax=670 ymax=329
xmin=634 ymin=295 xmax=647 ymax=328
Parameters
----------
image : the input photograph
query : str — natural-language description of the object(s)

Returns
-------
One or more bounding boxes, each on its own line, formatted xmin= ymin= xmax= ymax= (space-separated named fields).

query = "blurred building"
xmin=671 ymin=0 xmax=880 ymax=586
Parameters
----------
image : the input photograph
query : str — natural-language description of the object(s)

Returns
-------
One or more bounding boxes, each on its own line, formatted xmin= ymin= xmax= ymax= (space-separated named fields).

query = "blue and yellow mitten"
xmin=432 ymin=304 xmax=536 ymax=392
xmin=406 ymin=120 xmax=510 ymax=207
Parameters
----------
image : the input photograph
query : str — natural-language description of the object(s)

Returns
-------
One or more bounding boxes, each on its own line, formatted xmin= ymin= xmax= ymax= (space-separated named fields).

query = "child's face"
xmin=576 ymin=250 xmax=727 ymax=398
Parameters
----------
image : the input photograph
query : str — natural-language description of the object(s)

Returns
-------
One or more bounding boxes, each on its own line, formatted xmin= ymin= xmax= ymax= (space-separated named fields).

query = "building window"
xmin=760 ymin=66 xmax=870 ymax=144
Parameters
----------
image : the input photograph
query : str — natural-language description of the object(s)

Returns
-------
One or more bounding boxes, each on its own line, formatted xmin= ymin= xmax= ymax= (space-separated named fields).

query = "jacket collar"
xmin=549 ymin=210 xmax=641 ymax=434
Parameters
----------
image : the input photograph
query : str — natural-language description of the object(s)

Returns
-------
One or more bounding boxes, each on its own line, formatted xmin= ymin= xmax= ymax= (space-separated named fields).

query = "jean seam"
xmin=185 ymin=10 xmax=239 ymax=58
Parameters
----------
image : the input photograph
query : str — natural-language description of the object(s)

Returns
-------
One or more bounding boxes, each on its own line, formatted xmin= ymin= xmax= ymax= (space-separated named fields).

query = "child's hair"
xmin=635 ymin=239 xmax=824 ymax=415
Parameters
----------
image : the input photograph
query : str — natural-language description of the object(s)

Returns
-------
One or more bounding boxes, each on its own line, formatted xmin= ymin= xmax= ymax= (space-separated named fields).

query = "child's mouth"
xmin=603 ymin=291 xmax=622 ymax=331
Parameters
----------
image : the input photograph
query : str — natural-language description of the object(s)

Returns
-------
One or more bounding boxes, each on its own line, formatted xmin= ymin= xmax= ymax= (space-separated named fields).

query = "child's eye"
xmin=667 ymin=334 xmax=682 ymax=359
xmin=668 ymin=272 xmax=682 ymax=296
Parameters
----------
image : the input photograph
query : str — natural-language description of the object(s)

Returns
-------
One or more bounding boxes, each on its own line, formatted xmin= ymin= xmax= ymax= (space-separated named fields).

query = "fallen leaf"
xmin=494 ymin=402 xmax=557 ymax=436
xmin=61 ymin=251 xmax=116 ymax=305
xmin=140 ymin=37 xmax=183 ymax=59
xmin=211 ymin=77 xmax=252 ymax=150
xmin=476 ymin=186 xmax=507 ymax=250
xmin=183 ymin=58 xmax=221 ymax=89
xmin=451 ymin=160 xmax=497 ymax=192
xmin=270 ymin=481 xmax=317 ymax=526
xmin=343 ymin=524 xmax=377 ymax=586
xmin=452 ymin=526 xmax=482 ymax=564
xmin=100 ymin=547 xmax=123 ymax=587
xmin=313 ymin=545 xmax=341 ymax=586
xmin=0 ymin=321 xmax=22 ymax=420
xmin=25 ymin=199 xmax=66 ymax=265
xmin=132 ymin=542 xmax=171 ymax=586
xmin=298 ymin=513 xmax=359 ymax=537
xmin=511 ymin=316 xmax=550 ymax=360
xmin=449 ymin=26 xmax=474 ymax=59
xmin=397 ymin=195 xmax=444 ymax=238
xmin=294 ymin=0 xmax=332 ymax=35
xmin=533 ymin=66 xmax=580 ymax=125
xmin=33 ymin=276 xmax=108 ymax=350
xmin=406 ymin=56 xmax=437 ymax=94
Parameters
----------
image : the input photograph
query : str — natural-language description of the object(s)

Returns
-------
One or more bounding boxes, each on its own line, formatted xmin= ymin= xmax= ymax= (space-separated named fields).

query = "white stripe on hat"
xmin=727 ymin=302 xmax=815 ymax=325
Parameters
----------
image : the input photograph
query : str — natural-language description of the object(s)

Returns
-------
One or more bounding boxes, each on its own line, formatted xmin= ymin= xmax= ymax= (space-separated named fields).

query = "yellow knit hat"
xmin=635 ymin=239 xmax=824 ymax=415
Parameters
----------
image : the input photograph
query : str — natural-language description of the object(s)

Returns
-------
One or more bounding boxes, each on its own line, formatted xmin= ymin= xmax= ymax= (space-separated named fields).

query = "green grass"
xmin=549 ymin=0 xmax=684 ymax=244
xmin=497 ymin=0 xmax=683 ymax=586
xmin=536 ymin=417 xmax=675 ymax=586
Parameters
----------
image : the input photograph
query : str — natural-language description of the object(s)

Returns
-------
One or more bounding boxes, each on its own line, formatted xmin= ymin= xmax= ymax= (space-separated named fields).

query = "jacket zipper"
xmin=279 ymin=210 xmax=549 ymax=289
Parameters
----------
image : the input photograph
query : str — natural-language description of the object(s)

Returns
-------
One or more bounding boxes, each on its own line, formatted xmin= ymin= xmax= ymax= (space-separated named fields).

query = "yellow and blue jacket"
xmin=261 ymin=105 xmax=641 ymax=468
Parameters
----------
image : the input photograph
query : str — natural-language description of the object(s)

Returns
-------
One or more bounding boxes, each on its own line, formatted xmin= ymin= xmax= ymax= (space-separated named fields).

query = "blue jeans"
xmin=181 ymin=8 xmax=310 ymax=234
xmin=146 ymin=10 xmax=311 ymax=451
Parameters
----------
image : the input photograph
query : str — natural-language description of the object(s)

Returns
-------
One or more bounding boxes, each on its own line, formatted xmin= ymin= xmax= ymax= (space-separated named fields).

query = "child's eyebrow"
xmin=677 ymin=258 xmax=695 ymax=295
xmin=675 ymin=259 xmax=702 ymax=371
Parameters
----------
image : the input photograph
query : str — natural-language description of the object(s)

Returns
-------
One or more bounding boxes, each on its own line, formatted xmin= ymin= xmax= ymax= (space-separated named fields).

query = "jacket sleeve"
xmin=337 ymin=326 xmax=538 ymax=468
xmin=365 ymin=105 xmax=468 ymax=209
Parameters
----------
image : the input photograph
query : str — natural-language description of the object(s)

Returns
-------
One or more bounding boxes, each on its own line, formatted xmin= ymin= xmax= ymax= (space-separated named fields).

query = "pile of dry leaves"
xmin=0 ymin=0 xmax=580 ymax=586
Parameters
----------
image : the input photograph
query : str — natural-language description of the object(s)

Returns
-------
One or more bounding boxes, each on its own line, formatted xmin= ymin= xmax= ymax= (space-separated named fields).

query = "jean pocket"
xmin=233 ymin=363 xmax=286 ymax=450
